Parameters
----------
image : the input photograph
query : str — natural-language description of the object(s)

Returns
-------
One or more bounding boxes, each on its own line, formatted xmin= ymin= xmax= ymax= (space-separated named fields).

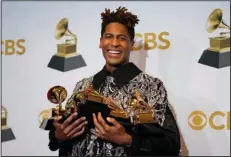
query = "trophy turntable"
xmin=198 ymin=8 xmax=230 ymax=68
xmin=47 ymin=18 xmax=86 ymax=72
xmin=40 ymin=83 xmax=156 ymax=131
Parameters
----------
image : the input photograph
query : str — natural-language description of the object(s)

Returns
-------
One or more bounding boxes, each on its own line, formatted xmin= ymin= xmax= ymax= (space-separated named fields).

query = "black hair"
xmin=100 ymin=6 xmax=140 ymax=41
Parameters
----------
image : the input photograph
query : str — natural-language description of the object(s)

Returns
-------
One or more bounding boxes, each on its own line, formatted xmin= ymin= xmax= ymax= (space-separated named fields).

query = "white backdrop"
xmin=1 ymin=1 xmax=230 ymax=156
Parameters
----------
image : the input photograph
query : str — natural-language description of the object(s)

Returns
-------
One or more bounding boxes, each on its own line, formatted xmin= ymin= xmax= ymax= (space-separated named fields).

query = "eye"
xmin=104 ymin=35 xmax=112 ymax=39
xmin=118 ymin=36 xmax=126 ymax=41
xmin=188 ymin=111 xmax=207 ymax=130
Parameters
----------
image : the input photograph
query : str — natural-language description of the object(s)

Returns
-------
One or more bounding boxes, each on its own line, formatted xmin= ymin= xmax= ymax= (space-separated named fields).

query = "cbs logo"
xmin=188 ymin=110 xmax=230 ymax=130
xmin=1 ymin=39 xmax=26 ymax=55
xmin=133 ymin=32 xmax=170 ymax=51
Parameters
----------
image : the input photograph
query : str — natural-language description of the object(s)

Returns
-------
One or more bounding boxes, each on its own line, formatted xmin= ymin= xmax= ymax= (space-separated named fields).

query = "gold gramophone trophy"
xmin=1 ymin=105 xmax=16 ymax=142
xmin=39 ymin=86 xmax=76 ymax=130
xmin=39 ymin=83 xmax=156 ymax=131
xmin=40 ymin=85 xmax=84 ymax=130
xmin=39 ymin=85 xmax=71 ymax=130
xmin=83 ymin=86 xmax=156 ymax=125
xmin=47 ymin=18 xmax=86 ymax=72
xmin=198 ymin=8 xmax=230 ymax=68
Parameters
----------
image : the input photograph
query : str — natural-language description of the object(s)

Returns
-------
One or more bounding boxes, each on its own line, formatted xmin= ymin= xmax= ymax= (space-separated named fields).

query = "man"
xmin=48 ymin=6 xmax=181 ymax=156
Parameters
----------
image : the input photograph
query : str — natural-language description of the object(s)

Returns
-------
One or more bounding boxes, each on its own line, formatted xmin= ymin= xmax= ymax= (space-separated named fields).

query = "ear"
xmin=99 ymin=38 xmax=103 ymax=48
xmin=130 ymin=40 xmax=134 ymax=51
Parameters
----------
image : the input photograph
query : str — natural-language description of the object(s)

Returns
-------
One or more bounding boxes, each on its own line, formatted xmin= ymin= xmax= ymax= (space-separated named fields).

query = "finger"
xmin=95 ymin=131 xmax=101 ymax=138
xmin=93 ymin=113 xmax=105 ymax=135
xmin=95 ymin=128 xmax=100 ymax=134
xmin=95 ymin=128 xmax=102 ymax=137
xmin=71 ymin=127 xmax=85 ymax=139
xmin=95 ymin=131 xmax=106 ymax=140
xmin=106 ymin=117 xmax=121 ymax=129
xmin=62 ymin=112 xmax=78 ymax=128
xmin=53 ymin=116 xmax=62 ymax=129
xmin=64 ymin=116 xmax=87 ymax=134
xmin=97 ymin=112 xmax=110 ymax=131
xmin=67 ymin=121 xmax=88 ymax=137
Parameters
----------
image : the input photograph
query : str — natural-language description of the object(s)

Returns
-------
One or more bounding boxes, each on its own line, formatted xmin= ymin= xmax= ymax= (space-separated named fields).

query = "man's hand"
xmin=53 ymin=112 xmax=88 ymax=141
xmin=93 ymin=112 xmax=132 ymax=145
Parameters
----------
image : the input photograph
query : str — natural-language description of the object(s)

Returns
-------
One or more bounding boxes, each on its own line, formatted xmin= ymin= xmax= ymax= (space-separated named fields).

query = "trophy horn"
xmin=55 ymin=18 xmax=77 ymax=44
xmin=47 ymin=86 xmax=68 ymax=105
xmin=206 ymin=8 xmax=230 ymax=33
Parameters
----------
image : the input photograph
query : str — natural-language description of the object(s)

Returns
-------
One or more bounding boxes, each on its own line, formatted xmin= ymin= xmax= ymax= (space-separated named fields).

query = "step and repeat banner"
xmin=1 ymin=1 xmax=230 ymax=156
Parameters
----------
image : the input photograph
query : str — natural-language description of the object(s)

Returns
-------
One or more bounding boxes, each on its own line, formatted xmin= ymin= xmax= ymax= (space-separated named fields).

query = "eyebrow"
xmin=104 ymin=33 xmax=129 ymax=38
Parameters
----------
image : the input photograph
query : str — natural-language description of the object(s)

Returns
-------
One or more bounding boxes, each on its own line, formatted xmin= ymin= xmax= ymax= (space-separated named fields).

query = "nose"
xmin=111 ymin=38 xmax=119 ymax=47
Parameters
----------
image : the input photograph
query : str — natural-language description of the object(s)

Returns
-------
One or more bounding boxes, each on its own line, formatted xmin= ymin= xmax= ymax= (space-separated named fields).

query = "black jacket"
xmin=48 ymin=105 xmax=180 ymax=156
xmin=48 ymin=63 xmax=181 ymax=156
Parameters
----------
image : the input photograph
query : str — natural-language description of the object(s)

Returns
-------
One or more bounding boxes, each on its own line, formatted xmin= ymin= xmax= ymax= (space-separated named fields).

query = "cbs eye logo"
xmin=188 ymin=110 xmax=230 ymax=131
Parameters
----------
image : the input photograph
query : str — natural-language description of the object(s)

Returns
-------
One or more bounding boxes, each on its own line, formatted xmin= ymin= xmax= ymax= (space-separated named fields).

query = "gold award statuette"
xmin=47 ymin=18 xmax=86 ymax=72
xmin=39 ymin=83 xmax=156 ymax=130
xmin=39 ymin=85 xmax=76 ymax=130
xmin=47 ymin=85 xmax=78 ymax=119
xmin=198 ymin=8 xmax=230 ymax=68
xmin=1 ymin=105 xmax=16 ymax=142
xmin=82 ymin=84 xmax=126 ymax=113
xmin=126 ymin=90 xmax=155 ymax=124
xmin=84 ymin=86 xmax=156 ymax=125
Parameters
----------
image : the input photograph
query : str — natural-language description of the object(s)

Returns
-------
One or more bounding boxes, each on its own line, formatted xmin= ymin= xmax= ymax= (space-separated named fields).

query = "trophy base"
xmin=198 ymin=49 xmax=230 ymax=68
xmin=40 ymin=118 xmax=55 ymax=131
xmin=47 ymin=54 xmax=86 ymax=72
xmin=1 ymin=127 xmax=16 ymax=142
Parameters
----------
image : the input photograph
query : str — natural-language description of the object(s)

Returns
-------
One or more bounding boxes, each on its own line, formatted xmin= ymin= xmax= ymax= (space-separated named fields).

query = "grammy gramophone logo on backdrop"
xmin=47 ymin=18 xmax=87 ymax=72
xmin=1 ymin=105 xmax=16 ymax=142
xmin=198 ymin=8 xmax=230 ymax=69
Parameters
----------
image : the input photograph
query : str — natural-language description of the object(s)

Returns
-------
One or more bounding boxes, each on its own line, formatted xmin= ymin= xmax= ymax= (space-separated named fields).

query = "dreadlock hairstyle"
xmin=100 ymin=6 xmax=140 ymax=41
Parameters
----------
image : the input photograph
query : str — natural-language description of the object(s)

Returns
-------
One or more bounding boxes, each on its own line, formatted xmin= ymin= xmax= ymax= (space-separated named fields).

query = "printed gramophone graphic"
xmin=1 ymin=105 xmax=16 ymax=142
xmin=39 ymin=84 xmax=156 ymax=131
xmin=198 ymin=8 xmax=230 ymax=68
xmin=47 ymin=18 xmax=86 ymax=72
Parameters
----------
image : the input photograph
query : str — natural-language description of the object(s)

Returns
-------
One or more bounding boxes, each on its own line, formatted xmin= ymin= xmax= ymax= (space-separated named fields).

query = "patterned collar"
xmin=92 ymin=62 xmax=142 ymax=89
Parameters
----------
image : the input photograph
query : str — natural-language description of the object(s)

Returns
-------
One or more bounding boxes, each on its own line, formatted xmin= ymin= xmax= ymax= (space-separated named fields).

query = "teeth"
xmin=108 ymin=50 xmax=120 ymax=54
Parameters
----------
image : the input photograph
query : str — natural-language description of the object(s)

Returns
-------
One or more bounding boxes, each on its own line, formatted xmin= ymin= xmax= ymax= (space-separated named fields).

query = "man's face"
xmin=100 ymin=22 xmax=133 ymax=67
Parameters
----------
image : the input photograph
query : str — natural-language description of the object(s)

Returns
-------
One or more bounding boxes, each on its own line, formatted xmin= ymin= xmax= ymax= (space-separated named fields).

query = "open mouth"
xmin=107 ymin=50 xmax=122 ymax=58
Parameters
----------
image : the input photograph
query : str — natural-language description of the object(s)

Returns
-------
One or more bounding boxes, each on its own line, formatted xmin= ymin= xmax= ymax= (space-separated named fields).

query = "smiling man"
xmin=48 ymin=6 xmax=181 ymax=156
xmin=100 ymin=22 xmax=133 ymax=70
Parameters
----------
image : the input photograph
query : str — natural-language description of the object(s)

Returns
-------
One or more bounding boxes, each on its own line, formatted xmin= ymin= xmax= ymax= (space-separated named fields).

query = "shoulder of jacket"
xmin=137 ymin=72 xmax=165 ymax=85
xmin=73 ymin=76 xmax=94 ymax=92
